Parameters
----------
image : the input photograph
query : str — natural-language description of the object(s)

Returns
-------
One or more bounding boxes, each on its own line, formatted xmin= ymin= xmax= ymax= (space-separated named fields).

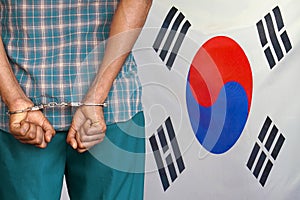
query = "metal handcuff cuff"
xmin=7 ymin=102 xmax=108 ymax=115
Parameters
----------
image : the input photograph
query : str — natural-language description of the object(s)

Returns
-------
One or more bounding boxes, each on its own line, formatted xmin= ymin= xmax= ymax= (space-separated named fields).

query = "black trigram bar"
xmin=165 ymin=117 xmax=185 ymax=173
xmin=149 ymin=117 xmax=185 ymax=191
xmin=153 ymin=6 xmax=191 ymax=70
xmin=265 ymin=125 xmax=278 ymax=151
xmin=257 ymin=6 xmax=292 ymax=69
xmin=246 ymin=116 xmax=285 ymax=187
xmin=253 ymin=151 xmax=267 ymax=178
xmin=246 ymin=143 xmax=260 ymax=171
xmin=271 ymin=134 xmax=285 ymax=160
xmin=149 ymin=135 xmax=170 ymax=191
xmin=258 ymin=116 xmax=272 ymax=142
xmin=260 ymin=160 xmax=273 ymax=186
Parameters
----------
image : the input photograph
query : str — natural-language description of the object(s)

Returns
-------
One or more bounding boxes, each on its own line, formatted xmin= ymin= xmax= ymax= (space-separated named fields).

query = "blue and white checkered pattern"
xmin=0 ymin=0 xmax=142 ymax=131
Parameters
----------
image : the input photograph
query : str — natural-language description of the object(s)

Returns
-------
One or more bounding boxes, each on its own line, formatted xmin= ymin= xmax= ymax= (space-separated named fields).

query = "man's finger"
xmin=10 ymin=120 xmax=29 ymax=137
xmin=66 ymin=126 xmax=78 ymax=149
xmin=77 ymin=148 xmax=88 ymax=153
xmin=39 ymin=117 xmax=56 ymax=143
xmin=79 ymin=123 xmax=88 ymax=139
xmin=26 ymin=123 xmax=37 ymax=140
xmin=76 ymin=139 xmax=104 ymax=153
xmin=15 ymin=123 xmax=37 ymax=141
xmin=85 ymin=119 xmax=106 ymax=136
xmin=23 ymin=125 xmax=45 ymax=146
xmin=80 ymin=133 xmax=105 ymax=143
xmin=75 ymin=131 xmax=86 ymax=150
xmin=20 ymin=124 xmax=39 ymax=143
xmin=35 ymin=126 xmax=48 ymax=148
xmin=80 ymin=139 xmax=104 ymax=152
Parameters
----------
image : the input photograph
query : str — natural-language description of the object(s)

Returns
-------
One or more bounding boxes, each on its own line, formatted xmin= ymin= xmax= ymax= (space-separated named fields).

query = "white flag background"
xmin=134 ymin=0 xmax=300 ymax=199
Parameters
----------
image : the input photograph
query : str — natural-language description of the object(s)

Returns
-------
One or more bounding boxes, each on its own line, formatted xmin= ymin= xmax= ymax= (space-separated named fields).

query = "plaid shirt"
xmin=0 ymin=0 xmax=142 ymax=131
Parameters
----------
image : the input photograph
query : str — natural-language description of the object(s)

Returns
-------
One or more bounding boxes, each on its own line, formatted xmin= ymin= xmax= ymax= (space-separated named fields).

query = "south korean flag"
xmin=133 ymin=0 xmax=300 ymax=199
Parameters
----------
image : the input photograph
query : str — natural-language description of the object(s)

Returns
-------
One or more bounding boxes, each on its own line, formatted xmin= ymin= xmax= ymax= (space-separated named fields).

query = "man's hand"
xmin=66 ymin=0 xmax=152 ymax=153
xmin=9 ymin=110 xmax=56 ymax=148
xmin=67 ymin=106 xmax=106 ymax=153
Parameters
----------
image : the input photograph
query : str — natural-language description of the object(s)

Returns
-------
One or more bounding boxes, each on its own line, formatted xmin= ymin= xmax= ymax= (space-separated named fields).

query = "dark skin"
xmin=0 ymin=0 xmax=152 ymax=152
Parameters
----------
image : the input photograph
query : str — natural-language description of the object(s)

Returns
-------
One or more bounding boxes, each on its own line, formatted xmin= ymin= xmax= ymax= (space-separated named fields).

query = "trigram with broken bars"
xmin=247 ymin=116 xmax=285 ymax=186
xmin=257 ymin=6 xmax=292 ymax=69
xmin=149 ymin=117 xmax=185 ymax=191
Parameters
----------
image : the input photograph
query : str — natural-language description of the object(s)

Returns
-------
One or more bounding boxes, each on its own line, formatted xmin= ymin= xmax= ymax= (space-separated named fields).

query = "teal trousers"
xmin=0 ymin=112 xmax=145 ymax=200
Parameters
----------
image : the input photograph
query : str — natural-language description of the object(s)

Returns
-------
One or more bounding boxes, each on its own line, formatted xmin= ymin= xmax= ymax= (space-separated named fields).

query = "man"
xmin=0 ymin=0 xmax=152 ymax=199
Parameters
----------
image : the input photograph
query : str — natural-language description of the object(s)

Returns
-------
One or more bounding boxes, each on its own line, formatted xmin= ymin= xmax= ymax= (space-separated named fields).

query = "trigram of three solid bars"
xmin=153 ymin=6 xmax=191 ymax=70
xmin=257 ymin=6 xmax=292 ymax=69
xmin=149 ymin=117 xmax=185 ymax=191
xmin=247 ymin=116 xmax=285 ymax=187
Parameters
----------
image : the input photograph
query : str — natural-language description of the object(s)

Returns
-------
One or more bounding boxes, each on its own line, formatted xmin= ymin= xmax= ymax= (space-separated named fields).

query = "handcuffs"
xmin=7 ymin=102 xmax=108 ymax=115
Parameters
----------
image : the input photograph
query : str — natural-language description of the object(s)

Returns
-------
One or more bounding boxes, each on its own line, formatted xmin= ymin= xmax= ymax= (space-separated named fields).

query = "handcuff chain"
xmin=7 ymin=102 xmax=108 ymax=115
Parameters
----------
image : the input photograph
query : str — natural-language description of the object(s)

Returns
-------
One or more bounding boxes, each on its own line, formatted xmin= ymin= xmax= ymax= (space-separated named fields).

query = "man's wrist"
xmin=6 ymin=97 xmax=33 ymax=111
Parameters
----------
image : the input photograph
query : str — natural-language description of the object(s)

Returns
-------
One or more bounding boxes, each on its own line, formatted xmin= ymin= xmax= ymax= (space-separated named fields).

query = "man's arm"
xmin=0 ymin=37 xmax=55 ymax=148
xmin=85 ymin=0 xmax=153 ymax=105
xmin=67 ymin=0 xmax=153 ymax=152
xmin=0 ymin=37 xmax=31 ymax=111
